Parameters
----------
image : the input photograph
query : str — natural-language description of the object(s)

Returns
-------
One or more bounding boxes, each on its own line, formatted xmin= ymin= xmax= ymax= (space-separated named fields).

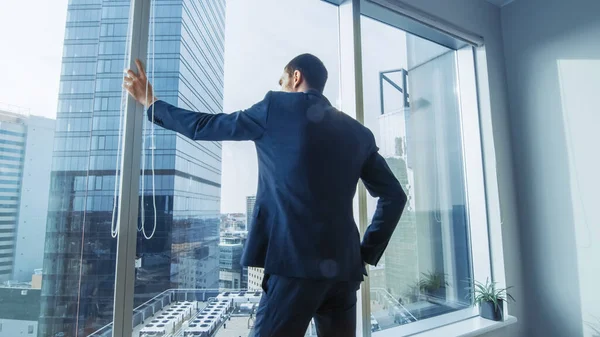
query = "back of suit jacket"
xmin=148 ymin=89 xmax=406 ymax=282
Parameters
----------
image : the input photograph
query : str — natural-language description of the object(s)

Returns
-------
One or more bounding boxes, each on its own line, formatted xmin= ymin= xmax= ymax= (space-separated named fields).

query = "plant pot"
xmin=480 ymin=300 xmax=504 ymax=321
xmin=424 ymin=287 xmax=446 ymax=301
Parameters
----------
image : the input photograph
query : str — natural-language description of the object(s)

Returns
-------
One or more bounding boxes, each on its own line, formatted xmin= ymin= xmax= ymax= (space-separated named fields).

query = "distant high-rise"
xmin=245 ymin=195 xmax=262 ymax=290
xmin=39 ymin=0 xmax=226 ymax=336
xmin=241 ymin=265 xmax=248 ymax=290
xmin=377 ymin=110 xmax=418 ymax=299
xmin=0 ymin=108 xmax=54 ymax=283
xmin=218 ymin=234 xmax=243 ymax=290
xmin=246 ymin=195 xmax=256 ymax=232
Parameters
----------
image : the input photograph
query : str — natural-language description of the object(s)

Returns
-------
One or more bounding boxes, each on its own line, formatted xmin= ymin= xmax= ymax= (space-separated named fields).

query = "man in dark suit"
xmin=125 ymin=54 xmax=407 ymax=337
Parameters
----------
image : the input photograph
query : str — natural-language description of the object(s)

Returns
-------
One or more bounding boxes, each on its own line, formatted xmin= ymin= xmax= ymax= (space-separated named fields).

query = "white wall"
xmin=501 ymin=0 xmax=600 ymax=336
xmin=389 ymin=1 xmax=524 ymax=336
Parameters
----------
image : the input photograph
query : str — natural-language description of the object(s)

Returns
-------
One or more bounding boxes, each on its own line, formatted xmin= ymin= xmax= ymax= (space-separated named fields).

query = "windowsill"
xmin=407 ymin=316 xmax=517 ymax=337
xmin=372 ymin=315 xmax=517 ymax=337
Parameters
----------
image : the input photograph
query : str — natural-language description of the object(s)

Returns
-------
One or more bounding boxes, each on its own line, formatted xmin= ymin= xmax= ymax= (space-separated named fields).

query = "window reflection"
xmin=361 ymin=16 xmax=472 ymax=332
xmin=39 ymin=0 xmax=132 ymax=335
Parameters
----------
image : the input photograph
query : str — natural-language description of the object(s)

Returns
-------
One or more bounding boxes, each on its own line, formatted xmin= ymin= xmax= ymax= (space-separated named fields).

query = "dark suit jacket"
xmin=147 ymin=90 xmax=407 ymax=281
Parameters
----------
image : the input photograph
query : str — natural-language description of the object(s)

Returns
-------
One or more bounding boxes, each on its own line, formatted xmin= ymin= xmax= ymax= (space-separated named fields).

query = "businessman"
xmin=124 ymin=54 xmax=407 ymax=337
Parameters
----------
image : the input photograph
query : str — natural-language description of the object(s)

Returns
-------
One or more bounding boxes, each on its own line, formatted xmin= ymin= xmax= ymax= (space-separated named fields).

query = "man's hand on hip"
xmin=123 ymin=59 xmax=157 ymax=109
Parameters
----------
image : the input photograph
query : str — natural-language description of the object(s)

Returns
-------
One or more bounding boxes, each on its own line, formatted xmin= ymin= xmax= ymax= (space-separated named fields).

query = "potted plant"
xmin=403 ymin=282 xmax=421 ymax=304
xmin=468 ymin=278 xmax=515 ymax=321
xmin=418 ymin=271 xmax=449 ymax=301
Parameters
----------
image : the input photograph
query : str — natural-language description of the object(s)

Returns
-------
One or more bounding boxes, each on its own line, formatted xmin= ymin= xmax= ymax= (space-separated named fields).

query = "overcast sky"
xmin=0 ymin=0 xmax=68 ymax=117
xmin=0 ymin=0 xmax=408 ymax=213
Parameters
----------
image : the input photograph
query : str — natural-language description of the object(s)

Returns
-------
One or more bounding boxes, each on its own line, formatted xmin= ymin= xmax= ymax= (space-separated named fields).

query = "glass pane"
xmin=0 ymin=0 xmax=132 ymax=336
xmin=130 ymin=1 xmax=341 ymax=337
xmin=360 ymin=16 xmax=472 ymax=332
xmin=43 ymin=1 xmax=133 ymax=336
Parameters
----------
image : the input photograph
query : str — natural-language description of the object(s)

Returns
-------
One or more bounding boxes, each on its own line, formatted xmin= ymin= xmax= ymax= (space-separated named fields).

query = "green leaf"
xmin=467 ymin=277 xmax=515 ymax=305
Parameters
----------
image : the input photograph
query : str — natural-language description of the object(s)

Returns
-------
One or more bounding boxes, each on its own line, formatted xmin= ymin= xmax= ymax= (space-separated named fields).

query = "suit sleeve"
xmin=360 ymin=146 xmax=408 ymax=266
xmin=146 ymin=92 xmax=271 ymax=141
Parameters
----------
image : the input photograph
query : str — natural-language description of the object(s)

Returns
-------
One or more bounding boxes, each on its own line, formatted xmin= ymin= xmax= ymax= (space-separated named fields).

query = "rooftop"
xmin=0 ymin=102 xmax=30 ymax=116
xmin=89 ymin=289 xmax=337 ymax=337
xmin=0 ymin=287 xmax=41 ymax=321
xmin=214 ymin=316 xmax=252 ymax=337
xmin=90 ymin=289 xmax=262 ymax=337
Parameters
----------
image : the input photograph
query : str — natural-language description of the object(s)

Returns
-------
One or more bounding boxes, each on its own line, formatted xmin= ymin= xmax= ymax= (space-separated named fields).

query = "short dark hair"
xmin=285 ymin=54 xmax=328 ymax=93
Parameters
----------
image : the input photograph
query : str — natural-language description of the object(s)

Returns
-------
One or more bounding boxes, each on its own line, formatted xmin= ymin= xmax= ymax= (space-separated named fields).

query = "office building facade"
xmin=218 ymin=235 xmax=243 ymax=290
xmin=0 ymin=109 xmax=54 ymax=283
xmin=247 ymin=266 xmax=264 ymax=291
xmin=245 ymin=195 xmax=262 ymax=290
xmin=39 ymin=0 xmax=226 ymax=336
xmin=245 ymin=195 xmax=256 ymax=232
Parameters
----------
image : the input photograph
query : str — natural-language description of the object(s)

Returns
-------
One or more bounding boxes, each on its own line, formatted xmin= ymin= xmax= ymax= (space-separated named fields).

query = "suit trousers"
xmin=252 ymin=274 xmax=361 ymax=337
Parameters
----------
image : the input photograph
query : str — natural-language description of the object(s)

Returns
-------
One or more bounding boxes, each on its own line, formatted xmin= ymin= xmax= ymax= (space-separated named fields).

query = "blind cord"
xmin=113 ymin=0 xmax=158 ymax=240
xmin=141 ymin=0 xmax=158 ymax=240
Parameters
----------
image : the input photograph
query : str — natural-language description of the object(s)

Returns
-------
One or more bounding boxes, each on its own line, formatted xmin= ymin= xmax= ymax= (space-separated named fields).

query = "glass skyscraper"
xmin=39 ymin=0 xmax=226 ymax=336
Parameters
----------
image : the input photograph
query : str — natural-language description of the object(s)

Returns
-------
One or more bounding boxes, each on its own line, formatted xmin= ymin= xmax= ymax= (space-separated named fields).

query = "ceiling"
xmin=485 ymin=0 xmax=516 ymax=7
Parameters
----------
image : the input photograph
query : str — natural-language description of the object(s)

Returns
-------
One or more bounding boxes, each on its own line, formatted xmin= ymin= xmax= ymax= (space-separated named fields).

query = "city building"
xmin=222 ymin=230 xmax=248 ymax=290
xmin=244 ymin=196 xmax=263 ymax=290
xmin=0 ymin=286 xmax=41 ymax=337
xmin=0 ymin=107 xmax=54 ymax=283
xmin=220 ymin=213 xmax=246 ymax=231
xmin=241 ymin=265 xmax=249 ymax=291
xmin=38 ymin=0 xmax=226 ymax=336
xmin=375 ymin=79 xmax=419 ymax=300
xmin=219 ymin=235 xmax=243 ymax=290
xmin=368 ymin=263 xmax=386 ymax=291
xmin=245 ymin=196 xmax=256 ymax=232
xmin=247 ymin=267 xmax=264 ymax=292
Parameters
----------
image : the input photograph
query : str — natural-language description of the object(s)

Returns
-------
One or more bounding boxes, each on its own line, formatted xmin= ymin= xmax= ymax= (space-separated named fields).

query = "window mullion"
xmin=338 ymin=0 xmax=372 ymax=336
xmin=455 ymin=47 xmax=494 ymax=286
xmin=111 ymin=0 xmax=151 ymax=337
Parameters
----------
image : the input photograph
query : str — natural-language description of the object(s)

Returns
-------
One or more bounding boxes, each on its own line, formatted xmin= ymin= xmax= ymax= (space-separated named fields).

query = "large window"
xmin=0 ymin=0 xmax=500 ymax=336
xmin=0 ymin=0 xmax=135 ymax=336
xmin=360 ymin=16 xmax=473 ymax=333
xmin=128 ymin=1 xmax=342 ymax=336
xmin=40 ymin=0 xmax=133 ymax=336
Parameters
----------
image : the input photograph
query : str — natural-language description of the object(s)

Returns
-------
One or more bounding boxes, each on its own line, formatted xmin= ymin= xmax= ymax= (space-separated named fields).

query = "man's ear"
xmin=293 ymin=70 xmax=302 ymax=89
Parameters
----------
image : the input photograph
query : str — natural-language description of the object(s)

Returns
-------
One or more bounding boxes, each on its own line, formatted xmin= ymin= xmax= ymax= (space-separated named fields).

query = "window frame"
xmin=334 ymin=0 xmax=503 ymax=336
xmin=111 ymin=0 xmax=150 ymax=336
xmin=108 ymin=0 xmax=506 ymax=336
